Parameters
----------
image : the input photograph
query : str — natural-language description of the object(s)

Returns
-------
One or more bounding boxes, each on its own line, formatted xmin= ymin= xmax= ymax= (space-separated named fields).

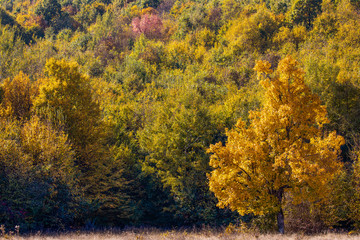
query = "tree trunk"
xmin=277 ymin=207 xmax=285 ymax=234
xmin=276 ymin=188 xmax=285 ymax=234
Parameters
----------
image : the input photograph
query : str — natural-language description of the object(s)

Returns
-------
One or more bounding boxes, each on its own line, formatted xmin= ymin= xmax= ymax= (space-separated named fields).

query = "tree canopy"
xmin=1 ymin=0 xmax=360 ymax=233
xmin=208 ymin=56 xmax=344 ymax=233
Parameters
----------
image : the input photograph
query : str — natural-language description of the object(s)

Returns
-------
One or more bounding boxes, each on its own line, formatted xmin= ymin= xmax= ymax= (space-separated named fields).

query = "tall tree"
xmin=139 ymin=86 xmax=225 ymax=225
xmin=34 ymin=58 xmax=101 ymax=150
xmin=208 ymin=56 xmax=344 ymax=233
xmin=34 ymin=59 xmax=129 ymax=225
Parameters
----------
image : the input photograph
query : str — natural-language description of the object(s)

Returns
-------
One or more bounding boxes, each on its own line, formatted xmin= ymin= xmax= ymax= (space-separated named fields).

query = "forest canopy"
xmin=0 ymin=0 xmax=360 ymax=234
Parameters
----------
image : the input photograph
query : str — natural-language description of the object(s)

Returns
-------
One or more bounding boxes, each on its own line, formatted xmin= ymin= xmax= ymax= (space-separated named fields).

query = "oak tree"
xmin=208 ymin=56 xmax=344 ymax=233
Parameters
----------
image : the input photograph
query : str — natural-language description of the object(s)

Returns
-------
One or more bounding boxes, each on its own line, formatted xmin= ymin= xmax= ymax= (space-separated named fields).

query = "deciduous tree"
xmin=0 ymin=72 xmax=36 ymax=120
xmin=34 ymin=58 xmax=101 ymax=149
xmin=132 ymin=13 xmax=163 ymax=39
xmin=208 ymin=56 xmax=344 ymax=233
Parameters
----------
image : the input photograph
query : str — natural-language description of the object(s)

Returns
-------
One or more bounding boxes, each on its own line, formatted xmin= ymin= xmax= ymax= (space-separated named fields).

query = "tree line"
xmin=0 ymin=0 xmax=360 ymax=233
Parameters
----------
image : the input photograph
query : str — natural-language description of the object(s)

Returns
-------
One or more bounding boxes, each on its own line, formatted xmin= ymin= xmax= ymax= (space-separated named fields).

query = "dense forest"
xmin=1 ymin=0 xmax=360 ymax=233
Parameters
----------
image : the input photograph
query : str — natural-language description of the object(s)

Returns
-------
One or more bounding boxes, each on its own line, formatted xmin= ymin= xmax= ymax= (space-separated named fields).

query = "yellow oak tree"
xmin=208 ymin=56 xmax=344 ymax=233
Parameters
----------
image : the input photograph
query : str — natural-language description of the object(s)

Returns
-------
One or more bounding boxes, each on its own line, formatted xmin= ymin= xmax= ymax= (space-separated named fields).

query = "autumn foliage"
xmin=208 ymin=56 xmax=344 ymax=233
xmin=132 ymin=13 xmax=163 ymax=39
xmin=1 ymin=0 xmax=360 ymax=233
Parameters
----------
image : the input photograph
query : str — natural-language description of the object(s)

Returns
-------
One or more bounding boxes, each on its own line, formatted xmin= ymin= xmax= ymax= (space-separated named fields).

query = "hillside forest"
xmin=1 ymin=0 xmax=360 ymax=233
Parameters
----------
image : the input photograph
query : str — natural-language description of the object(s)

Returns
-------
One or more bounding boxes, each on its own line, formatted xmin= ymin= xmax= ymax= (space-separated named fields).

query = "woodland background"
xmin=1 ymin=0 xmax=360 ymax=233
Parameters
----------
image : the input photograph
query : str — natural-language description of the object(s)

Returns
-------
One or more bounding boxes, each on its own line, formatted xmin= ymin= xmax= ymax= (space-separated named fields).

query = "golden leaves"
xmin=254 ymin=60 xmax=273 ymax=75
xmin=277 ymin=56 xmax=304 ymax=81
xmin=208 ymin=56 xmax=344 ymax=216
xmin=0 ymin=71 xmax=37 ymax=120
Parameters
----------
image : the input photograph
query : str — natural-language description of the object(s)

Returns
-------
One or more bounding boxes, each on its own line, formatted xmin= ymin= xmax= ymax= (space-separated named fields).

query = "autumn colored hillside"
xmin=1 ymin=0 xmax=360 ymax=234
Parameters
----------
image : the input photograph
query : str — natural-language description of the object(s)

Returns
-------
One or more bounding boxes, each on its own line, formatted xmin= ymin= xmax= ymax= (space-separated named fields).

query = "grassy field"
xmin=5 ymin=229 xmax=360 ymax=240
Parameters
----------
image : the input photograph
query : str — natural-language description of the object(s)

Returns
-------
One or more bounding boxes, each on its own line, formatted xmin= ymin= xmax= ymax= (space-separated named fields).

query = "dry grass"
xmin=6 ymin=229 xmax=360 ymax=240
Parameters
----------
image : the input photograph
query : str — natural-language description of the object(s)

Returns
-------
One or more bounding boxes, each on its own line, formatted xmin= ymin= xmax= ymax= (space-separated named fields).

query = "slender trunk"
xmin=277 ymin=207 xmax=285 ymax=234
xmin=276 ymin=188 xmax=285 ymax=234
